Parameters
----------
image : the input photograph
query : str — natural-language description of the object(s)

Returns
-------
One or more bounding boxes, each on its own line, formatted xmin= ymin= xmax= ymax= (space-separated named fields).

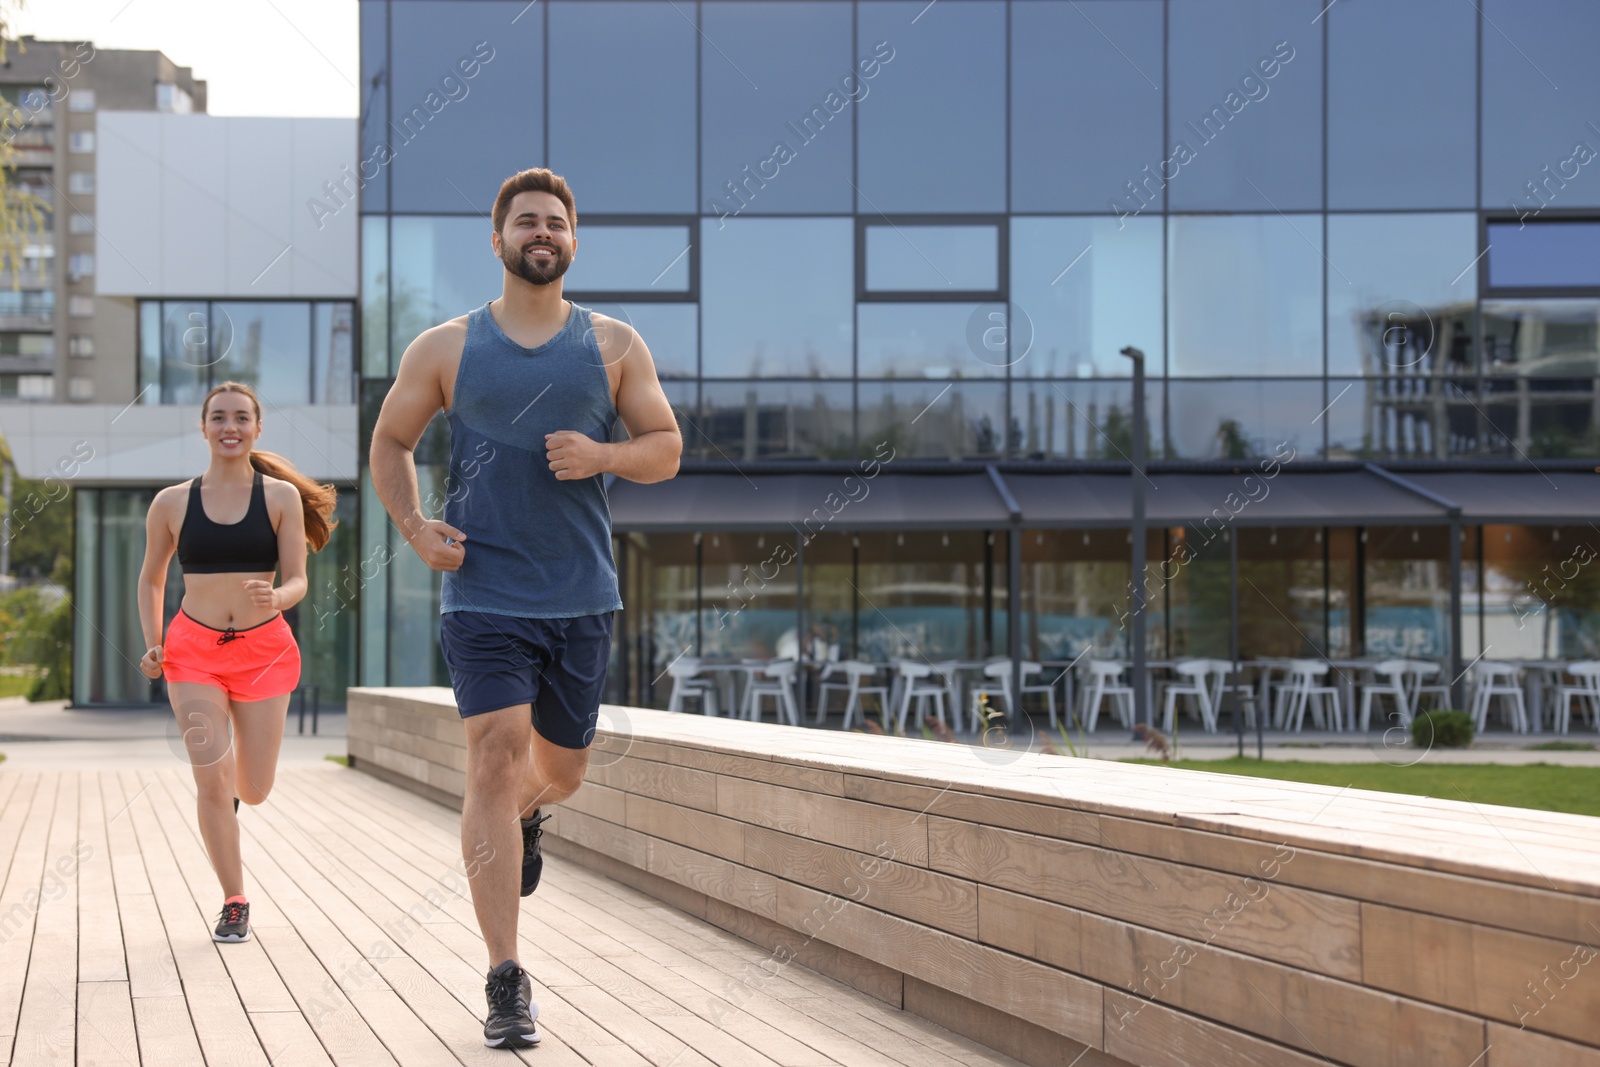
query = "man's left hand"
xmin=546 ymin=430 xmax=608 ymax=480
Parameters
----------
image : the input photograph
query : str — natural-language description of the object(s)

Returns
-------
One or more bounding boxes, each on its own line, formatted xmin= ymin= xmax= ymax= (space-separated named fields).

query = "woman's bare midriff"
xmin=179 ymin=570 xmax=280 ymax=630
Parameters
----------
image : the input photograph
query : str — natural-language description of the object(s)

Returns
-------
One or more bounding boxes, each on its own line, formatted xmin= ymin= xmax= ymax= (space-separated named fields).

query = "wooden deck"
xmin=0 ymin=764 xmax=1027 ymax=1067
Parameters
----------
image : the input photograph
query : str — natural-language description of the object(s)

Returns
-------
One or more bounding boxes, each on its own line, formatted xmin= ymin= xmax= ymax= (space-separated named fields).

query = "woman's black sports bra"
xmin=177 ymin=471 xmax=280 ymax=574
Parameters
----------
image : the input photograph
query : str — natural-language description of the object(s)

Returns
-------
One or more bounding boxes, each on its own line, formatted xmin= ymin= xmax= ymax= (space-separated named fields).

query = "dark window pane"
xmin=1327 ymin=214 xmax=1478 ymax=377
xmin=389 ymin=2 xmax=540 ymax=213
xmin=313 ymin=302 xmax=356 ymax=404
xmin=1010 ymin=379 xmax=1160 ymax=460
xmin=701 ymin=218 xmax=852 ymax=376
xmin=1483 ymin=299 xmax=1600 ymax=377
xmin=858 ymin=381 xmax=1006 ymax=459
xmin=361 ymin=216 xmax=388 ymax=376
xmin=1365 ymin=527 xmax=1450 ymax=661
xmin=1483 ymin=379 xmax=1600 ymax=458
xmin=160 ymin=300 xmax=210 ymax=406
xmin=1168 ymin=215 xmax=1323 ymax=376
xmin=865 ymin=224 xmax=997 ymax=293
xmin=139 ymin=301 xmax=160 ymax=403
xmin=1327 ymin=0 xmax=1475 ymax=209
xmin=858 ymin=531 xmax=996 ymax=661
xmin=1165 ymin=1 xmax=1321 ymax=211
xmin=857 ymin=2 xmax=1003 ymax=212
xmin=1326 ymin=377 xmax=1482 ymax=460
xmin=1012 ymin=1 xmax=1163 ymax=213
xmin=1483 ymin=0 xmax=1600 ymax=211
xmin=858 ymin=303 xmax=1002 ymax=379
xmin=567 ymin=225 xmax=692 ymax=294
xmin=1011 ymin=217 xmax=1162 ymax=379
xmin=582 ymin=302 xmax=697 ymax=380
xmin=1164 ymin=379 xmax=1324 ymax=460
xmin=701 ymin=1 xmax=853 ymax=215
xmin=359 ymin=0 xmax=388 ymax=212
xmin=700 ymin=380 xmax=853 ymax=460
xmin=390 ymin=217 xmax=503 ymax=360
xmin=210 ymin=302 xmax=313 ymax=406
xmin=659 ymin=380 xmax=702 ymax=457
xmin=550 ymin=1 xmax=695 ymax=212
xmin=1487 ymin=222 xmax=1600 ymax=290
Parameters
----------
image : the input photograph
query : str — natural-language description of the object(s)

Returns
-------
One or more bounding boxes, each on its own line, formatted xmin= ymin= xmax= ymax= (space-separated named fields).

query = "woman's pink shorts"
xmin=163 ymin=609 xmax=301 ymax=701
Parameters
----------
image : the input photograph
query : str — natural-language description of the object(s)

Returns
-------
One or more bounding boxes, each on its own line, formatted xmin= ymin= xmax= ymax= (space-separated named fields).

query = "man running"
xmin=371 ymin=167 xmax=681 ymax=1050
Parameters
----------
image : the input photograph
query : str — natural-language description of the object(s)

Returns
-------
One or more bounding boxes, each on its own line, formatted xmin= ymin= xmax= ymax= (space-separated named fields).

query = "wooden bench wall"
xmin=347 ymin=687 xmax=1600 ymax=1067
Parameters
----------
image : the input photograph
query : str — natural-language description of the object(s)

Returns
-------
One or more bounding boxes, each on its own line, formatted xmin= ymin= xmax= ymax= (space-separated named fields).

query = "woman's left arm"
xmin=256 ymin=480 xmax=309 ymax=611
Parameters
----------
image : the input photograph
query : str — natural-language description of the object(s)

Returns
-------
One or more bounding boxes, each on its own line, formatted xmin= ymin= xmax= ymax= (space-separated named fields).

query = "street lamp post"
xmin=1119 ymin=346 xmax=1148 ymax=732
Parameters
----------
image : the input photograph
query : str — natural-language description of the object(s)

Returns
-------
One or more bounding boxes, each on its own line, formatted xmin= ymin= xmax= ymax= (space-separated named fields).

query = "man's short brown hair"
xmin=493 ymin=168 xmax=577 ymax=233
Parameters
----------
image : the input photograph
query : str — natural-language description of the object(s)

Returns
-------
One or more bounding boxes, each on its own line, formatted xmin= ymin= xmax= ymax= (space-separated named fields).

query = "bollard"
xmin=296 ymin=687 xmax=306 ymax=734
xmin=311 ymin=685 xmax=321 ymax=735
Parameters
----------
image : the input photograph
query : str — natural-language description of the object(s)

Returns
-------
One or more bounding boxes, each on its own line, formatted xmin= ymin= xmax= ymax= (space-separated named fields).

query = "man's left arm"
xmin=546 ymin=318 xmax=682 ymax=484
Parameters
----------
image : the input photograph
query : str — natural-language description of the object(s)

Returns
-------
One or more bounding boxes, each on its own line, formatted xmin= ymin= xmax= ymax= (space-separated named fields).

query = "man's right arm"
xmin=370 ymin=326 xmax=467 ymax=572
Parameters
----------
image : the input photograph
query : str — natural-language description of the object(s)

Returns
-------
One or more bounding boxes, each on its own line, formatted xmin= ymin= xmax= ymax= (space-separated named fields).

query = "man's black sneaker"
xmin=520 ymin=810 xmax=552 ymax=897
xmin=483 ymin=960 xmax=540 ymax=1049
xmin=213 ymin=900 xmax=251 ymax=942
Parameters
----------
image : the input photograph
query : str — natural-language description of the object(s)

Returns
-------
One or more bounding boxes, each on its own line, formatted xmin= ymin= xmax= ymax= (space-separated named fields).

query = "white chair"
xmin=930 ymin=660 xmax=964 ymax=730
xmin=981 ymin=659 xmax=1060 ymax=731
xmin=1469 ymin=661 xmax=1528 ymax=733
xmin=818 ymin=660 xmax=890 ymax=730
xmin=1358 ymin=659 xmax=1411 ymax=731
xmin=1554 ymin=661 xmax=1600 ymax=734
xmin=1277 ymin=660 xmax=1342 ymax=732
xmin=747 ymin=659 xmax=801 ymax=726
xmin=665 ymin=656 xmax=719 ymax=715
xmin=1079 ymin=660 xmax=1135 ymax=733
xmin=893 ymin=661 xmax=949 ymax=734
xmin=1199 ymin=659 xmax=1258 ymax=730
xmin=1402 ymin=659 xmax=1451 ymax=717
xmin=1162 ymin=660 xmax=1216 ymax=733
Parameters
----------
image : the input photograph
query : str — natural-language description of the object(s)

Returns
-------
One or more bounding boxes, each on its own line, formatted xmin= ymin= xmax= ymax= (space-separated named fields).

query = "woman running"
xmin=137 ymin=381 xmax=337 ymax=942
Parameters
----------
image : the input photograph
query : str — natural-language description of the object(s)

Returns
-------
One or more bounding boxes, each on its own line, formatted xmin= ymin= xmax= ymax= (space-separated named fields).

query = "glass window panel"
xmin=1021 ymin=530 xmax=1143 ymax=663
xmin=1235 ymin=528 xmax=1331 ymax=659
xmin=1165 ymin=1 xmax=1322 ymax=211
xmin=700 ymin=531 xmax=803 ymax=661
xmin=300 ymin=487 xmax=358 ymax=703
xmin=1011 ymin=216 xmax=1162 ymax=379
xmin=73 ymin=491 xmax=97 ymax=706
xmin=1482 ymin=526 xmax=1600 ymax=660
xmin=389 ymin=464 xmax=447 ymax=685
xmin=659 ymin=379 xmax=702 ymax=458
xmin=580 ymin=302 xmax=697 ymax=380
xmin=701 ymin=218 xmax=852 ymax=376
xmin=1164 ymin=379 xmax=1325 ymax=460
xmin=1487 ymin=222 xmax=1600 ymax=290
xmin=700 ymin=380 xmax=853 ymax=460
xmin=358 ymin=0 xmax=388 ymax=212
xmin=1168 ymin=215 xmax=1323 ymax=376
xmin=1325 ymin=378 xmax=1483 ymax=461
xmin=390 ymin=217 xmax=504 ymax=361
xmin=1010 ymin=379 xmax=1160 ymax=460
xmin=1327 ymin=0 xmax=1475 ymax=209
xmin=857 ymin=381 xmax=1005 ymax=459
xmin=856 ymin=2 xmax=1003 ymax=212
xmin=857 ymin=530 xmax=996 ymax=661
xmin=858 ymin=304 xmax=1004 ymax=379
xmin=1483 ymin=0 xmax=1600 ymax=211
xmin=618 ymin=532 xmax=697 ymax=704
xmin=1327 ymin=214 xmax=1479 ymax=377
xmin=359 ymin=468 xmax=388 ymax=685
xmin=160 ymin=300 xmax=209 ymax=406
xmin=209 ymin=302 xmax=313 ymax=406
xmin=798 ymin=532 xmax=860 ymax=667
xmin=1482 ymin=378 xmax=1600 ymax=459
xmin=865 ymin=224 xmax=997 ymax=293
xmin=701 ymin=1 xmax=854 ymax=215
xmin=566 ymin=225 xmax=691 ymax=294
xmin=138 ymin=301 xmax=161 ymax=403
xmin=313 ymin=302 xmax=356 ymax=404
xmin=1482 ymin=299 xmax=1600 ymax=377
xmin=550 ymin=1 xmax=695 ymax=212
xmin=389 ymin=2 xmax=541 ymax=213
xmin=1012 ymin=1 xmax=1163 ymax=213
xmin=1364 ymin=526 xmax=1451 ymax=662
xmin=361 ymin=216 xmax=388 ymax=376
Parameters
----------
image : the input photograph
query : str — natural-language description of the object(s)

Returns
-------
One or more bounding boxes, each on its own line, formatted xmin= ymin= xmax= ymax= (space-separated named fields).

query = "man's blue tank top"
xmin=440 ymin=301 xmax=623 ymax=619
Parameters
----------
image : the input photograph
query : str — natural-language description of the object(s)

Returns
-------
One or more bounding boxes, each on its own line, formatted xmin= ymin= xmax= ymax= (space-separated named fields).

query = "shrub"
xmin=1412 ymin=709 xmax=1475 ymax=749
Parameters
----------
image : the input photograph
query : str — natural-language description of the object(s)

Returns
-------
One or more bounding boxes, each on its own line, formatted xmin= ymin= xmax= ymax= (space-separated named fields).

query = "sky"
xmin=16 ymin=0 xmax=360 ymax=117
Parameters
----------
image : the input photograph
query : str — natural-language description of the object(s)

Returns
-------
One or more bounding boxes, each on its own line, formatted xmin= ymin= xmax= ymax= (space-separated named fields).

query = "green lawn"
xmin=1124 ymin=757 xmax=1600 ymax=818
xmin=0 ymin=673 xmax=38 ymax=699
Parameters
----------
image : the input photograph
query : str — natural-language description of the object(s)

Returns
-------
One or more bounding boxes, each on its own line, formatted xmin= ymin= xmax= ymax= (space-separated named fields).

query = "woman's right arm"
xmin=138 ymin=488 xmax=179 ymax=670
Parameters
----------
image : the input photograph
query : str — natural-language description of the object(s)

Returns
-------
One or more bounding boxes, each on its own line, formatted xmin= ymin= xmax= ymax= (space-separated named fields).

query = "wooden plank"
xmin=0 ymin=774 xmax=52 ymax=1065
xmin=903 ymin=976 xmax=1114 ymax=1067
xmin=12 ymin=773 xmax=78 ymax=1067
xmin=929 ymin=816 xmax=1363 ymax=981
xmin=1487 ymin=1021 xmax=1600 ymax=1067
xmin=248 ymin=1012 xmax=336 ymax=1067
xmin=133 ymin=996 xmax=206 ymax=1067
xmin=1363 ymin=903 xmax=1600 ymax=1046
xmin=76 ymin=775 xmax=125 ymax=984
xmin=1102 ymin=992 xmax=1335 ymax=1067
xmin=586 ymin=757 xmax=719 ymax=814
xmin=75 ymin=981 xmax=138 ymax=1067
xmin=714 ymin=776 xmax=929 ymax=867
xmin=252 ymin=925 xmax=398 ymax=1067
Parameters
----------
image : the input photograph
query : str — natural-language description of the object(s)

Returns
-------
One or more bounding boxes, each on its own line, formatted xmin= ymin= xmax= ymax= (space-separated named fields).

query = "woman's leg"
xmin=229 ymin=693 xmax=292 ymax=806
xmin=168 ymin=681 xmax=244 ymax=897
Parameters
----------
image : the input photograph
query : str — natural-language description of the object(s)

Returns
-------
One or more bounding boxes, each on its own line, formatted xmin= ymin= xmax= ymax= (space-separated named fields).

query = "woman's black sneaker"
xmin=213 ymin=900 xmax=251 ymax=942
xmin=483 ymin=960 xmax=540 ymax=1048
xmin=520 ymin=811 xmax=552 ymax=896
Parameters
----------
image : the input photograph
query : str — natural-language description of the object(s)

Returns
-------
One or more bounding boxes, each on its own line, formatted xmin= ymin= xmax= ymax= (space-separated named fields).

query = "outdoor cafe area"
xmin=602 ymin=465 xmax=1600 ymax=739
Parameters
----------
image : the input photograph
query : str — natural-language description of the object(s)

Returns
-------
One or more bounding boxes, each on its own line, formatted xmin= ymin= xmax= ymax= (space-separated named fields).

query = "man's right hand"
xmin=408 ymin=517 xmax=467 ymax=571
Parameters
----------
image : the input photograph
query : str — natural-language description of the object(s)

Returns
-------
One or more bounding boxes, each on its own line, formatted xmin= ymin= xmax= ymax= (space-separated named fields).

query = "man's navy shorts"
xmin=440 ymin=610 xmax=614 ymax=749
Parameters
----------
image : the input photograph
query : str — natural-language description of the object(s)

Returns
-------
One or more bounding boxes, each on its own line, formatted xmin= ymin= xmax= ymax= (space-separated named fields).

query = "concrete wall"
xmin=95 ymin=113 xmax=357 ymax=299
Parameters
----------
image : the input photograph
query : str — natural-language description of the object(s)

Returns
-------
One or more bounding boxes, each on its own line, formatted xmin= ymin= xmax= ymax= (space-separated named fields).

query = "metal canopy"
xmin=1400 ymin=471 xmax=1600 ymax=524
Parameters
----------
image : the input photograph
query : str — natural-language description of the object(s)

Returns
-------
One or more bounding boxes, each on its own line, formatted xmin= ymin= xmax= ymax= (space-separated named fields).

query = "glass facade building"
xmin=358 ymin=0 xmax=1600 ymax=709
